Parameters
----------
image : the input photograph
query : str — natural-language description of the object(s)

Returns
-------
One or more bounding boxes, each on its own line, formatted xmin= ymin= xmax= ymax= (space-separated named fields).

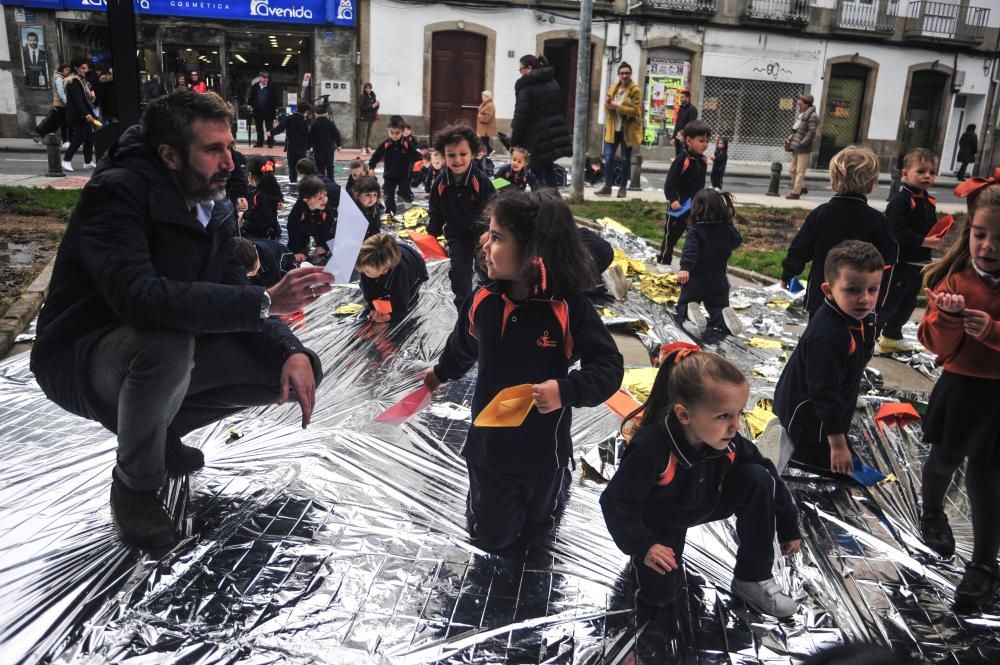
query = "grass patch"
xmin=0 ymin=186 xmax=81 ymax=217
xmin=729 ymin=250 xmax=797 ymax=280
xmin=569 ymin=200 xmax=665 ymax=244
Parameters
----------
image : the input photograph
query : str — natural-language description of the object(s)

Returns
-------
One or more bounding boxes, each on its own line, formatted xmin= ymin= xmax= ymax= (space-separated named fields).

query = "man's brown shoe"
xmin=594 ymin=185 xmax=613 ymax=196
xmin=617 ymin=187 xmax=627 ymax=198
xmin=785 ymin=192 xmax=800 ymax=200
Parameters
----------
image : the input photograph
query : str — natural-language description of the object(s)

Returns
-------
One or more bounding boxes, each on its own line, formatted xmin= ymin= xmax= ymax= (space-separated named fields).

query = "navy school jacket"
xmin=423 ymin=166 xmax=443 ymax=193
xmin=433 ymin=282 xmax=624 ymax=472
xmin=359 ymin=243 xmax=428 ymax=322
xmin=679 ymin=220 xmax=742 ymax=279
xmin=427 ymin=166 xmax=496 ymax=241
xmin=601 ymin=413 xmax=800 ymax=558
xmin=242 ymin=188 xmax=281 ymax=241
xmin=663 ymin=150 xmax=708 ymax=206
xmin=249 ymin=237 xmax=293 ymax=288
xmin=772 ymin=298 xmax=875 ymax=467
xmin=369 ymin=136 xmax=419 ymax=181
xmin=495 ymin=164 xmax=537 ymax=191
xmin=286 ymin=200 xmax=336 ymax=254
xmin=308 ymin=115 xmax=341 ymax=161
xmin=271 ymin=111 xmax=310 ymax=156
xmin=886 ymin=184 xmax=937 ymax=265
xmin=780 ymin=193 xmax=898 ymax=315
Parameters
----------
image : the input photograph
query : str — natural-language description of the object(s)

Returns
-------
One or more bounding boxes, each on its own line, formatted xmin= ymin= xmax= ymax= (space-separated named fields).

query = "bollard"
xmin=766 ymin=161 xmax=782 ymax=196
xmin=887 ymin=167 xmax=901 ymax=200
xmin=44 ymin=133 xmax=64 ymax=177
xmin=629 ymin=153 xmax=643 ymax=191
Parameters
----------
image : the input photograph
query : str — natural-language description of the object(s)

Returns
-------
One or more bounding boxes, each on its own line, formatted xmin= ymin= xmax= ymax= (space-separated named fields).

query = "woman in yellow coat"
xmin=477 ymin=91 xmax=497 ymax=155
xmin=596 ymin=62 xmax=642 ymax=198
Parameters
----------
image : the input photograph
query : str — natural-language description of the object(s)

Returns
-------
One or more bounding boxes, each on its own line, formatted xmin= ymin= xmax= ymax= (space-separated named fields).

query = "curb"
xmin=0 ymin=256 xmax=54 ymax=357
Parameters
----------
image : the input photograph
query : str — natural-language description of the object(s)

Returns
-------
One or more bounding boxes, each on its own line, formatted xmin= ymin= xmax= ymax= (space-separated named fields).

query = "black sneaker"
xmin=921 ymin=511 xmax=955 ymax=557
xmin=953 ymin=561 xmax=999 ymax=614
xmin=110 ymin=476 xmax=177 ymax=548
xmin=165 ymin=433 xmax=205 ymax=476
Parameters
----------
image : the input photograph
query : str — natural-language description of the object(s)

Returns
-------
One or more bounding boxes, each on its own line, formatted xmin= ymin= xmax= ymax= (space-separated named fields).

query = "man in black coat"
xmin=956 ymin=124 xmax=978 ymax=181
xmin=268 ymin=99 xmax=311 ymax=183
xmin=673 ymin=90 xmax=698 ymax=157
xmin=510 ymin=55 xmax=572 ymax=188
xmin=247 ymin=71 xmax=280 ymax=148
xmin=30 ymin=91 xmax=334 ymax=549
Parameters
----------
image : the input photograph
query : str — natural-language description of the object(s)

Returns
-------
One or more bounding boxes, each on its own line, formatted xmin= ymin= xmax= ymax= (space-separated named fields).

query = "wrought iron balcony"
xmin=642 ymin=0 xmax=719 ymax=15
xmin=741 ymin=0 xmax=810 ymax=26
xmin=834 ymin=0 xmax=895 ymax=34
xmin=904 ymin=1 xmax=989 ymax=43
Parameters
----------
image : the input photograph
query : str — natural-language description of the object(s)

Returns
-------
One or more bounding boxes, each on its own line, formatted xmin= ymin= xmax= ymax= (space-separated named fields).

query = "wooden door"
xmin=430 ymin=31 xmax=486 ymax=136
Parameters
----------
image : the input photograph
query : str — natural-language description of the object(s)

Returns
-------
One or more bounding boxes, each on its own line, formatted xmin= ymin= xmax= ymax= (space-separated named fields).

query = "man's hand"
xmin=677 ymin=270 xmax=690 ymax=285
xmin=781 ymin=539 xmax=802 ymax=556
xmin=828 ymin=433 xmax=853 ymax=475
xmin=644 ymin=544 xmax=678 ymax=575
xmin=962 ymin=308 xmax=992 ymax=339
xmin=278 ymin=353 xmax=316 ymax=428
xmin=423 ymin=367 xmax=443 ymax=392
xmin=925 ymin=288 xmax=965 ymax=314
xmin=531 ymin=380 xmax=562 ymax=414
xmin=268 ymin=265 xmax=334 ymax=314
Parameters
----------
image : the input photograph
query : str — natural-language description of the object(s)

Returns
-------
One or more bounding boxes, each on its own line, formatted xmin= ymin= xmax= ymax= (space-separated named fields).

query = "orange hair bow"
xmin=953 ymin=166 xmax=1000 ymax=199
xmin=260 ymin=160 xmax=275 ymax=173
xmin=657 ymin=341 xmax=701 ymax=366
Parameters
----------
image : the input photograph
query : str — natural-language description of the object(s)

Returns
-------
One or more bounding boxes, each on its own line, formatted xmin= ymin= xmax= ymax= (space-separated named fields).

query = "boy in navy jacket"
xmin=268 ymin=100 xmax=311 ymax=183
xmin=308 ymin=103 xmax=341 ymax=179
xmin=369 ymin=115 xmax=419 ymax=215
xmin=773 ymin=240 xmax=884 ymax=475
xmin=427 ymin=125 xmax=496 ymax=309
xmin=286 ymin=175 xmax=336 ymax=263
xmin=660 ymin=120 xmax=710 ymax=265
xmin=356 ymin=234 xmax=428 ymax=323
xmin=878 ymin=148 xmax=941 ymax=353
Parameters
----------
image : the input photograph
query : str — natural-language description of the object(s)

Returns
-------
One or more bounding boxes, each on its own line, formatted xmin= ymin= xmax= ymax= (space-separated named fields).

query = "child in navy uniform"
xmin=425 ymin=190 xmax=624 ymax=551
xmin=676 ymin=189 xmax=744 ymax=336
xmin=352 ymin=175 xmax=384 ymax=239
xmin=286 ymin=175 xmax=336 ymax=263
xmin=296 ymin=158 xmax=341 ymax=210
xmin=495 ymin=147 xmax=537 ymax=191
xmin=308 ymin=102 xmax=341 ymax=179
xmin=268 ymin=99 xmax=311 ymax=183
xmin=773 ymin=240 xmax=884 ymax=475
xmin=356 ymin=233 xmax=429 ymax=323
xmin=427 ymin=124 xmax=496 ymax=309
xmin=423 ymin=150 xmax=443 ymax=194
xmin=660 ymin=120 xmax=710 ymax=265
xmin=346 ymin=159 xmax=367 ymax=199
xmin=781 ymin=146 xmax=897 ymax=316
xmin=878 ymin=148 xmax=941 ymax=353
xmin=918 ymin=177 xmax=1000 ymax=613
xmin=369 ymin=115 xmax=418 ymax=215
xmin=710 ymin=137 xmax=728 ymax=190
xmin=601 ymin=349 xmax=801 ymax=617
xmin=242 ymin=156 xmax=282 ymax=241
xmin=232 ymin=236 xmax=292 ymax=288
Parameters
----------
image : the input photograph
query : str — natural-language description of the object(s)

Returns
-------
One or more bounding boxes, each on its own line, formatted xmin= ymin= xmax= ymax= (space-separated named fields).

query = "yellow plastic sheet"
xmin=473 ymin=384 xmax=535 ymax=428
xmin=598 ymin=307 xmax=618 ymax=318
xmin=334 ymin=303 xmax=364 ymax=316
xmin=635 ymin=273 xmax=681 ymax=305
xmin=622 ymin=367 xmax=660 ymax=403
xmin=402 ymin=207 xmax=429 ymax=228
xmin=744 ymin=398 xmax=777 ymax=440
xmin=747 ymin=337 xmax=783 ymax=350
xmin=611 ymin=248 xmax=647 ymax=276
xmin=598 ymin=217 xmax=632 ymax=235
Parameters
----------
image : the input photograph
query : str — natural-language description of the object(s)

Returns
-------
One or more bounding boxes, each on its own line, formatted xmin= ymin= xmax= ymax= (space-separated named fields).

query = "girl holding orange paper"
xmin=423 ymin=190 xmax=623 ymax=551
xmin=918 ymin=173 xmax=1000 ymax=614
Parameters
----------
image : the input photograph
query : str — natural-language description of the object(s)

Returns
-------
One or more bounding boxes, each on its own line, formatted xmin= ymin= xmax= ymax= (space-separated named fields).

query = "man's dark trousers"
xmin=254 ymin=113 xmax=274 ymax=148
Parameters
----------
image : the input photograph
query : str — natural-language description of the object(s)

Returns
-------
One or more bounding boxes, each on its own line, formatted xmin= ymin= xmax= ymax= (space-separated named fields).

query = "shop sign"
xmin=0 ymin=0 xmax=355 ymax=25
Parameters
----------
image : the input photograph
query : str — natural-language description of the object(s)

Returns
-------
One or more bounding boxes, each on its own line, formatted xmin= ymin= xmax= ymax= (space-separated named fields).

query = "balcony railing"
xmin=741 ymin=0 xmax=810 ymax=25
xmin=643 ymin=0 xmax=719 ymax=14
xmin=835 ymin=0 xmax=896 ymax=33
xmin=904 ymin=1 xmax=990 ymax=43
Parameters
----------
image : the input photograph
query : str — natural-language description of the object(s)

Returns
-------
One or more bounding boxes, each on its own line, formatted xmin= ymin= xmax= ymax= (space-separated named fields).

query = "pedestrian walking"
xmin=144 ymin=74 xmax=164 ymax=102
xmin=32 ymin=63 xmax=71 ymax=144
xmin=62 ymin=57 xmax=97 ymax=172
xmin=510 ymin=54 xmax=572 ymax=188
xmin=785 ymin=94 xmax=818 ymax=200
xmin=956 ymin=124 xmax=978 ymax=181
xmin=477 ymin=91 xmax=496 ymax=155
xmin=595 ymin=61 xmax=642 ymax=198
xmin=673 ymin=90 xmax=698 ymax=157
xmin=359 ymin=82 xmax=379 ymax=155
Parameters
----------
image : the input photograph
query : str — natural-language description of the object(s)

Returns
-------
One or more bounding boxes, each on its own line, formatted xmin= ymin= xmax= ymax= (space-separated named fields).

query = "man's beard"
xmin=177 ymin=158 xmax=229 ymax=202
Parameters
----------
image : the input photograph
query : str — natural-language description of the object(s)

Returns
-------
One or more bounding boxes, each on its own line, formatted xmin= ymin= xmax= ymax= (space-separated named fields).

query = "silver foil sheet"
xmin=1 ymin=189 xmax=997 ymax=663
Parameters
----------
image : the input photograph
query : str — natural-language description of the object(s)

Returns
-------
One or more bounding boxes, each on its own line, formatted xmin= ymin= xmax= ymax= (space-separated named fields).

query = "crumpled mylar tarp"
xmin=0 ymin=180 xmax=997 ymax=663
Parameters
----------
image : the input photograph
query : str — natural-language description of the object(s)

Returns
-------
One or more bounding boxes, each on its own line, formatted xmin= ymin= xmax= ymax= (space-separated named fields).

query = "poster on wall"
xmin=20 ymin=26 xmax=49 ymax=89
xmin=643 ymin=58 xmax=690 ymax=146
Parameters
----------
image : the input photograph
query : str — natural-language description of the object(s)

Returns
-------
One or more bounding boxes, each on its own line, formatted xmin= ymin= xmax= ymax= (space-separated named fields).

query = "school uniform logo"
xmin=536 ymin=330 xmax=557 ymax=349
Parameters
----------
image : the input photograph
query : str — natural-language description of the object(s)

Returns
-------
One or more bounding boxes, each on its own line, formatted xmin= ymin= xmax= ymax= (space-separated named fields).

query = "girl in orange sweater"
xmin=918 ymin=172 xmax=1000 ymax=614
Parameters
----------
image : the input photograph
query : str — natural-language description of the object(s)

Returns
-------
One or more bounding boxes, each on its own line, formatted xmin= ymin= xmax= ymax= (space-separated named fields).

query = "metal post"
xmin=568 ymin=0 xmax=593 ymax=204
xmin=888 ymin=167 xmax=901 ymax=200
xmin=628 ymin=153 xmax=642 ymax=191
xmin=44 ymin=133 xmax=64 ymax=177
xmin=766 ymin=161 xmax=782 ymax=196
xmin=106 ymin=0 xmax=141 ymax=130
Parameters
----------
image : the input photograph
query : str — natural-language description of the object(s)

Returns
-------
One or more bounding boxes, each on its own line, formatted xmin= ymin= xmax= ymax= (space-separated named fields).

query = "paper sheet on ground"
xmin=375 ymin=386 xmax=433 ymax=426
xmin=324 ymin=192 xmax=369 ymax=284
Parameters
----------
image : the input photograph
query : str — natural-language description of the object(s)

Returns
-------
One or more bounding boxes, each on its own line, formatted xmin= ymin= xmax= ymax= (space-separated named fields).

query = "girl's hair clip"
xmin=954 ymin=166 xmax=1000 ymax=199
xmin=532 ymin=256 xmax=547 ymax=295
xmin=261 ymin=161 xmax=275 ymax=173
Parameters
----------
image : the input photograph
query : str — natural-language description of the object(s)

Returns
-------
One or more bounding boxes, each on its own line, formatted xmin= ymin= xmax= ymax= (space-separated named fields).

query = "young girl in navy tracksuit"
xmin=676 ymin=189 xmax=744 ymax=336
xmin=710 ymin=137 xmax=728 ymax=190
xmin=601 ymin=348 xmax=802 ymax=617
xmin=495 ymin=147 xmax=537 ymax=191
xmin=424 ymin=190 xmax=624 ymax=551
xmin=242 ymin=156 xmax=282 ymax=241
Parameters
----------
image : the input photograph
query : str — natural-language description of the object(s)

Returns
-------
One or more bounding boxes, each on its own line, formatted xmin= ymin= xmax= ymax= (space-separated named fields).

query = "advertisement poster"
xmin=20 ymin=25 xmax=49 ymax=89
xmin=643 ymin=58 xmax=689 ymax=146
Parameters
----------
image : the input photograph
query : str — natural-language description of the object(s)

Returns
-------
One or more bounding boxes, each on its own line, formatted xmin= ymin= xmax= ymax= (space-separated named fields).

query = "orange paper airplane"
xmin=410 ymin=232 xmax=449 ymax=261
xmin=473 ymin=384 xmax=536 ymax=427
xmin=925 ymin=215 xmax=954 ymax=240
xmin=874 ymin=402 xmax=921 ymax=426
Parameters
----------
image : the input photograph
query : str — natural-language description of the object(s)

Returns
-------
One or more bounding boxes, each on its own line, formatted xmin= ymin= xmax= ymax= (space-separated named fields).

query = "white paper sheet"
xmin=324 ymin=188 xmax=369 ymax=284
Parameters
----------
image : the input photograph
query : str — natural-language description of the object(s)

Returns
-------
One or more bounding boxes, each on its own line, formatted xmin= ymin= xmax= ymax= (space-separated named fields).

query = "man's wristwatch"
xmin=260 ymin=290 xmax=271 ymax=319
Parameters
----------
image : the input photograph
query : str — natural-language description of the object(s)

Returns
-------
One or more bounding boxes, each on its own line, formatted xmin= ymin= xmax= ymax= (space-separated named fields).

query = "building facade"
xmin=0 ymin=0 xmax=359 ymax=143
xmin=361 ymin=0 xmax=998 ymax=173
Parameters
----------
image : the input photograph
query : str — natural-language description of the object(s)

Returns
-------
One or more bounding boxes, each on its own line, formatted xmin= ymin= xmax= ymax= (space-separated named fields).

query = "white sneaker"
xmin=731 ymin=577 xmax=798 ymax=618
xmin=62 ymin=141 xmax=70 ymax=149
xmin=686 ymin=302 xmax=707 ymax=335
xmin=722 ymin=307 xmax=744 ymax=336
xmin=61 ymin=160 xmax=74 ymax=172
xmin=83 ymin=161 xmax=97 ymax=169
